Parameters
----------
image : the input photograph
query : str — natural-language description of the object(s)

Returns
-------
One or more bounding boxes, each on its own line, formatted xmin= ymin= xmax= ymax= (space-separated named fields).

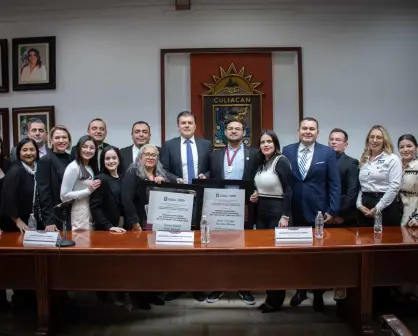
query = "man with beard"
xmin=10 ymin=118 xmax=51 ymax=162
xmin=120 ymin=121 xmax=161 ymax=171
xmin=205 ymin=118 xmax=259 ymax=305
xmin=70 ymin=118 xmax=112 ymax=171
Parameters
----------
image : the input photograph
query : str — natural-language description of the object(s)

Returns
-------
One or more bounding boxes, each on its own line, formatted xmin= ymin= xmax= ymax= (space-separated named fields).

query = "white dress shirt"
xmin=132 ymin=145 xmax=140 ymax=163
xmin=180 ymin=135 xmax=198 ymax=183
xmin=38 ymin=144 xmax=47 ymax=158
xmin=356 ymin=152 xmax=402 ymax=212
xmin=298 ymin=142 xmax=315 ymax=172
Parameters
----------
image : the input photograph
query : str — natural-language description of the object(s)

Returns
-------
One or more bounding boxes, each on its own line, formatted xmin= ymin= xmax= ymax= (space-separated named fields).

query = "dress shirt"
xmin=224 ymin=143 xmax=244 ymax=180
xmin=20 ymin=65 xmax=47 ymax=82
xmin=132 ymin=145 xmax=140 ymax=163
xmin=38 ymin=145 xmax=47 ymax=158
xmin=297 ymin=142 xmax=315 ymax=171
xmin=356 ymin=152 xmax=402 ymax=212
xmin=180 ymin=136 xmax=198 ymax=183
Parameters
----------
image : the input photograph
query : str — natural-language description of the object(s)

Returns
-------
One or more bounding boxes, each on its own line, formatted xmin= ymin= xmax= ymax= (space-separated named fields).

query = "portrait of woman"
xmin=20 ymin=48 xmax=47 ymax=83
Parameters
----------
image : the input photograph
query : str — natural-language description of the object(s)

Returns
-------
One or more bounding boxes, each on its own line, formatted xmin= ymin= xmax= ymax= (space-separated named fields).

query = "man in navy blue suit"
xmin=282 ymin=117 xmax=341 ymax=311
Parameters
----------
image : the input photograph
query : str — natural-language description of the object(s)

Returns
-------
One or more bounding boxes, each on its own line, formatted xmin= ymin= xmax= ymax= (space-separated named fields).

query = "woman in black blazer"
xmin=0 ymin=137 xmax=12 ymax=311
xmin=37 ymin=126 xmax=73 ymax=231
xmin=91 ymin=146 xmax=126 ymax=232
xmin=1 ymin=138 xmax=40 ymax=310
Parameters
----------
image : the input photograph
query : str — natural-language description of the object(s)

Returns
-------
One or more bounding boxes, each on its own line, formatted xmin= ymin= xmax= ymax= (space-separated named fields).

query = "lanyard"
xmin=226 ymin=147 xmax=240 ymax=167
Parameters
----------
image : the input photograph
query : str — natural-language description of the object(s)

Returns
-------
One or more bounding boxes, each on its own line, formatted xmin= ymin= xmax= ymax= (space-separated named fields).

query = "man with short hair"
xmin=10 ymin=118 xmax=50 ymax=162
xmin=120 ymin=121 xmax=161 ymax=170
xmin=70 ymin=118 xmax=112 ymax=171
xmin=206 ymin=118 xmax=259 ymax=305
xmin=328 ymin=128 xmax=359 ymax=227
xmin=283 ymin=117 xmax=341 ymax=311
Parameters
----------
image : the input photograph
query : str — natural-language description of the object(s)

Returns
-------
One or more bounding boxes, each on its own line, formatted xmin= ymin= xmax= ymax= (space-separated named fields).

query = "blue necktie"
xmin=186 ymin=139 xmax=195 ymax=183
xmin=299 ymin=148 xmax=309 ymax=179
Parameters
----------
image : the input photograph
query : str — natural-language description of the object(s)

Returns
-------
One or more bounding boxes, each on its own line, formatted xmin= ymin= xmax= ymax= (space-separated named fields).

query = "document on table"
xmin=148 ymin=190 xmax=194 ymax=231
xmin=202 ymin=188 xmax=245 ymax=230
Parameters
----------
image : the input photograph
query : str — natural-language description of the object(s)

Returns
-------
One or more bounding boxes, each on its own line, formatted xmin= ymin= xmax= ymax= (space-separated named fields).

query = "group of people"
xmin=0 ymin=110 xmax=417 ymax=314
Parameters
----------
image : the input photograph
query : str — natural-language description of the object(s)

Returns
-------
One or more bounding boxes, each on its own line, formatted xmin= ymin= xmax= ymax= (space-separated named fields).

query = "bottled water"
xmin=315 ymin=211 xmax=324 ymax=239
xmin=200 ymin=215 xmax=210 ymax=244
xmin=374 ymin=210 xmax=383 ymax=233
xmin=28 ymin=213 xmax=37 ymax=231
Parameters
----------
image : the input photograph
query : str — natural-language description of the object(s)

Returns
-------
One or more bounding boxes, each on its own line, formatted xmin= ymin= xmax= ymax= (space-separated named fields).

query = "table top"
xmin=1 ymin=227 xmax=418 ymax=255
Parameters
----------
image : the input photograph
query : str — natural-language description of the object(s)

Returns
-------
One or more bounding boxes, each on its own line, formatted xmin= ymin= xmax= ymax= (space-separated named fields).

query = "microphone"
xmin=53 ymin=198 xmax=76 ymax=248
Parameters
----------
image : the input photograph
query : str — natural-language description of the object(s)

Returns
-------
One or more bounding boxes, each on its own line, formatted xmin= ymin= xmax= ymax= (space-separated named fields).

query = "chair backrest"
xmin=380 ymin=315 xmax=413 ymax=336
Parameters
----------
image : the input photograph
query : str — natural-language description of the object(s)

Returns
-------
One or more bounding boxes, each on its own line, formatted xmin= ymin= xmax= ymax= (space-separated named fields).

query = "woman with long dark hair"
xmin=0 ymin=136 xmax=12 ymax=310
xmin=91 ymin=146 xmax=126 ymax=232
xmin=250 ymin=130 xmax=293 ymax=313
xmin=61 ymin=135 xmax=100 ymax=231
xmin=20 ymin=48 xmax=47 ymax=82
xmin=398 ymin=134 xmax=418 ymax=226
xmin=38 ymin=125 xmax=73 ymax=231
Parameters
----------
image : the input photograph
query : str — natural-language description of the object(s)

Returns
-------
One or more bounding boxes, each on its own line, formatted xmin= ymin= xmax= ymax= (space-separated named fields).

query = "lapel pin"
xmin=246 ymin=157 xmax=249 ymax=160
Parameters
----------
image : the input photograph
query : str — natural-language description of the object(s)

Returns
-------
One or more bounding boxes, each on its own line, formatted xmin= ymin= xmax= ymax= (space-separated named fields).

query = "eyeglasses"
xmin=143 ymin=153 xmax=158 ymax=159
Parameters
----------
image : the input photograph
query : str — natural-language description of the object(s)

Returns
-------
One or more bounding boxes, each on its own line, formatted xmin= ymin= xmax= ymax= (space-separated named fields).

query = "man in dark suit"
xmin=160 ymin=111 xmax=211 ymax=303
xmin=120 ymin=121 xmax=161 ymax=171
xmin=70 ymin=118 xmax=112 ymax=171
xmin=282 ymin=117 xmax=341 ymax=311
xmin=161 ymin=111 xmax=212 ymax=183
xmin=206 ymin=119 xmax=259 ymax=306
xmin=10 ymin=118 xmax=51 ymax=162
xmin=328 ymin=128 xmax=359 ymax=227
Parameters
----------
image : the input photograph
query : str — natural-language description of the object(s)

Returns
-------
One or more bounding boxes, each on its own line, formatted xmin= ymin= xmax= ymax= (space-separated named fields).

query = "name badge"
xmin=377 ymin=159 xmax=385 ymax=164
xmin=23 ymin=231 xmax=60 ymax=247
xmin=275 ymin=227 xmax=313 ymax=242
xmin=156 ymin=230 xmax=194 ymax=245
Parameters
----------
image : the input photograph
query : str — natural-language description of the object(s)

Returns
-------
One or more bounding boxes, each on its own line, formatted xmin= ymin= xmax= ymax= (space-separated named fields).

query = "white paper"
xmin=275 ymin=227 xmax=313 ymax=242
xmin=23 ymin=231 xmax=59 ymax=247
xmin=202 ymin=188 xmax=245 ymax=230
xmin=148 ymin=190 xmax=194 ymax=231
xmin=156 ymin=230 xmax=194 ymax=244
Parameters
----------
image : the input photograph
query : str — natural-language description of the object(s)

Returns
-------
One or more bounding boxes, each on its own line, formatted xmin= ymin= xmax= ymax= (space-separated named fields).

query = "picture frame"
xmin=0 ymin=39 xmax=9 ymax=93
xmin=0 ymin=108 xmax=10 ymax=155
xmin=12 ymin=106 xmax=55 ymax=146
xmin=12 ymin=36 xmax=56 ymax=91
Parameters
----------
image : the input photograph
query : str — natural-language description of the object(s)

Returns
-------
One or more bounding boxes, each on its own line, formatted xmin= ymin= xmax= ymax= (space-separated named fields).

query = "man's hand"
xmin=279 ymin=217 xmax=289 ymax=227
xmin=132 ymin=223 xmax=142 ymax=231
xmin=334 ymin=217 xmax=344 ymax=225
xmin=324 ymin=213 xmax=334 ymax=224
xmin=197 ymin=174 xmax=207 ymax=179
xmin=45 ymin=225 xmax=59 ymax=232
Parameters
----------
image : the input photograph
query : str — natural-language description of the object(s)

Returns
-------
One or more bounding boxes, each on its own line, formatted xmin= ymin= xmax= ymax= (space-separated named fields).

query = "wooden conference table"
xmin=1 ymin=227 xmax=418 ymax=335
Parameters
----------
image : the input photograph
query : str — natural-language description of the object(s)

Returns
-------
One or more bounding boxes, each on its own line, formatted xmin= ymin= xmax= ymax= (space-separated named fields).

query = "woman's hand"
xmin=45 ymin=225 xmax=59 ymax=232
xmin=15 ymin=219 xmax=29 ymax=233
xmin=359 ymin=205 xmax=369 ymax=216
xmin=365 ymin=207 xmax=377 ymax=218
xmin=89 ymin=179 xmax=101 ymax=192
xmin=249 ymin=191 xmax=258 ymax=203
xmin=278 ymin=217 xmax=289 ymax=227
xmin=176 ymin=178 xmax=185 ymax=184
xmin=132 ymin=223 xmax=142 ymax=231
xmin=110 ymin=227 xmax=126 ymax=233
xmin=407 ymin=218 xmax=418 ymax=227
xmin=154 ymin=176 xmax=165 ymax=184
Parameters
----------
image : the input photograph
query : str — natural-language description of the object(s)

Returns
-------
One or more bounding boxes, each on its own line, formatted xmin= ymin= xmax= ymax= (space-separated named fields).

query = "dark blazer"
xmin=0 ymin=158 xmax=12 ymax=231
xmin=210 ymin=146 xmax=259 ymax=181
xmin=37 ymin=152 xmax=72 ymax=229
xmin=10 ymin=146 xmax=52 ymax=162
xmin=70 ymin=142 xmax=112 ymax=172
xmin=120 ymin=144 xmax=162 ymax=172
xmin=338 ymin=153 xmax=360 ymax=221
xmin=90 ymin=173 xmax=122 ymax=230
xmin=0 ymin=162 xmax=37 ymax=232
xmin=161 ymin=136 xmax=212 ymax=180
xmin=283 ymin=142 xmax=341 ymax=225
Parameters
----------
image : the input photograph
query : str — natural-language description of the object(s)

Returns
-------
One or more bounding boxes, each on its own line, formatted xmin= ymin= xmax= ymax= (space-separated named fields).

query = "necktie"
xmin=299 ymin=148 xmax=310 ymax=179
xmin=186 ymin=139 xmax=195 ymax=183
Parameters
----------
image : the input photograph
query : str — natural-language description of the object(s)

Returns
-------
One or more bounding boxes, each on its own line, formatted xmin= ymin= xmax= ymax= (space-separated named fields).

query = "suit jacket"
xmin=70 ymin=142 xmax=111 ymax=173
xmin=90 ymin=173 xmax=122 ymax=230
xmin=120 ymin=144 xmax=162 ymax=172
xmin=37 ymin=152 xmax=72 ymax=229
xmin=10 ymin=146 xmax=52 ymax=162
xmin=283 ymin=142 xmax=341 ymax=225
xmin=161 ymin=136 xmax=212 ymax=180
xmin=338 ymin=153 xmax=360 ymax=220
xmin=210 ymin=146 xmax=259 ymax=181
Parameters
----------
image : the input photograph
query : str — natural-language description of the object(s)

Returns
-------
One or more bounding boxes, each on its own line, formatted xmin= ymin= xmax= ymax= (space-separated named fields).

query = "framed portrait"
xmin=0 ymin=39 xmax=9 ymax=93
xmin=0 ymin=109 xmax=10 ymax=155
xmin=12 ymin=36 xmax=56 ymax=91
xmin=12 ymin=106 xmax=55 ymax=146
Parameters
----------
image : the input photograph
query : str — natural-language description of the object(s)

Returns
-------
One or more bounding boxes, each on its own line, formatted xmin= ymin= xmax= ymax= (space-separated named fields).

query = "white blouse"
xmin=400 ymin=159 xmax=418 ymax=226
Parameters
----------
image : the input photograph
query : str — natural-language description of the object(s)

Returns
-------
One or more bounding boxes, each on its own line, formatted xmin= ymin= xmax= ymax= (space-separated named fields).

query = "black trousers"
xmin=256 ymin=197 xmax=286 ymax=308
xmin=358 ymin=192 xmax=401 ymax=227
